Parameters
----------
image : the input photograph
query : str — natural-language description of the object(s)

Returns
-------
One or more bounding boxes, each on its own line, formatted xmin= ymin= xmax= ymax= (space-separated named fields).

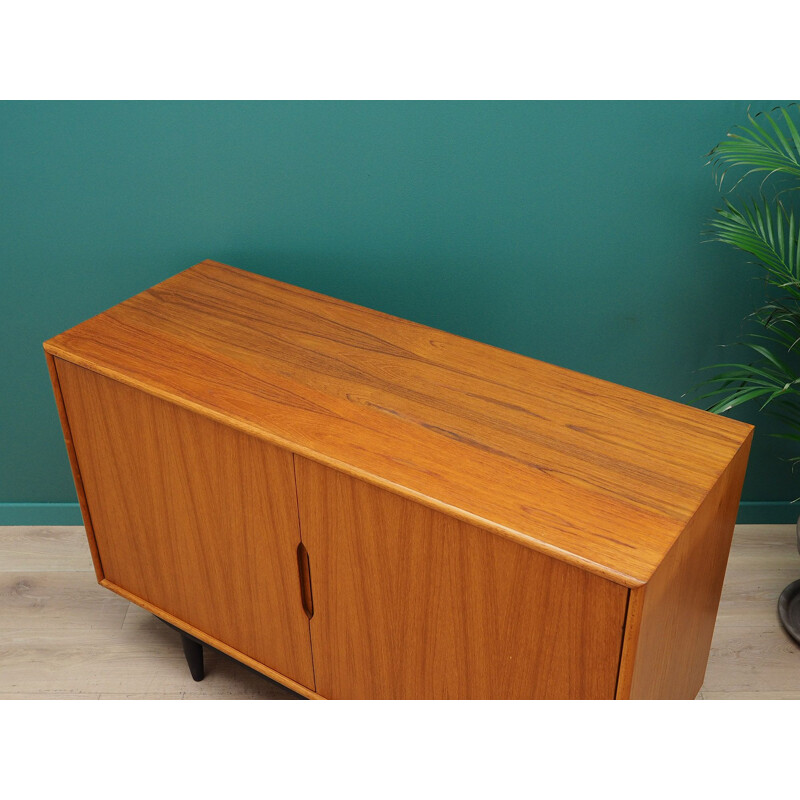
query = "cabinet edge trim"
xmin=45 ymin=352 xmax=105 ymax=582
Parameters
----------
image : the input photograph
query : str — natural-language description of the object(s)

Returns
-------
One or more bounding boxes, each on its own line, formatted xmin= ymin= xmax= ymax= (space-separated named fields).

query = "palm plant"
xmin=696 ymin=104 xmax=800 ymax=468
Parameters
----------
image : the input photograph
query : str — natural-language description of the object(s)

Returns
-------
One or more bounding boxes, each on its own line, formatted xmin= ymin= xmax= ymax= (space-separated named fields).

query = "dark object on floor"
xmin=156 ymin=616 xmax=305 ymax=696
xmin=161 ymin=619 xmax=205 ymax=681
xmin=778 ymin=578 xmax=800 ymax=647
xmin=180 ymin=632 xmax=205 ymax=681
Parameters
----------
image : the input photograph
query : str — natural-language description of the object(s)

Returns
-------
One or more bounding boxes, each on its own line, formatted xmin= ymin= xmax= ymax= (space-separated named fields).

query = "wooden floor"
xmin=0 ymin=524 xmax=798 ymax=699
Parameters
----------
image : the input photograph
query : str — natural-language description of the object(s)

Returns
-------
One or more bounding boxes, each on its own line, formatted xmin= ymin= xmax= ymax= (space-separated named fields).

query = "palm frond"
xmin=708 ymin=196 xmax=800 ymax=288
xmin=708 ymin=104 xmax=800 ymax=190
xmin=693 ymin=103 xmax=800 ymax=473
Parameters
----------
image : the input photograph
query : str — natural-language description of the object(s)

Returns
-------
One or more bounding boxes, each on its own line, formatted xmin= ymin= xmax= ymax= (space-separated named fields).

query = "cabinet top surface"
xmin=45 ymin=260 xmax=752 ymax=586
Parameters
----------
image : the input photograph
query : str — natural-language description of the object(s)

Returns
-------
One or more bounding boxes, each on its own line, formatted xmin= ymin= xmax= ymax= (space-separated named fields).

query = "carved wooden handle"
xmin=297 ymin=542 xmax=314 ymax=620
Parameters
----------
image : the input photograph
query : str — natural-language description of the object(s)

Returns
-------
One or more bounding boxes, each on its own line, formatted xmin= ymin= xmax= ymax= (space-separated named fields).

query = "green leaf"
xmin=746 ymin=108 xmax=782 ymax=150
xmin=779 ymin=106 xmax=800 ymax=157
xmin=708 ymin=196 xmax=796 ymax=284
xmin=741 ymin=342 xmax=795 ymax=376
xmin=698 ymin=104 xmax=800 ymax=450
xmin=707 ymin=106 xmax=800 ymax=189
xmin=702 ymin=361 xmax=784 ymax=383
xmin=764 ymin=111 xmax=799 ymax=164
xmin=706 ymin=387 xmax=774 ymax=414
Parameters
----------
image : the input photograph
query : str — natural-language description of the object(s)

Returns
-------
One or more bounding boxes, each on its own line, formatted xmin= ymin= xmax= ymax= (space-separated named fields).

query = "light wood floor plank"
xmin=0 ymin=692 xmax=101 ymax=699
xmin=0 ymin=628 xmax=190 ymax=694
xmin=0 ymin=571 xmax=128 ymax=630
xmin=715 ymin=565 xmax=798 ymax=626
xmin=98 ymin=693 xmax=184 ymax=700
xmin=703 ymin=692 xmax=800 ymax=700
xmin=0 ymin=527 xmax=93 ymax=572
xmin=702 ymin=625 xmax=800 ymax=694
xmin=718 ymin=524 xmax=796 ymax=548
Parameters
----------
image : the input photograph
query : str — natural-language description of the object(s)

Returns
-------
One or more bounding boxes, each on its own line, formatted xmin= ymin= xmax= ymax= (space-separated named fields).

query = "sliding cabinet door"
xmin=295 ymin=456 xmax=628 ymax=699
xmin=56 ymin=359 xmax=315 ymax=691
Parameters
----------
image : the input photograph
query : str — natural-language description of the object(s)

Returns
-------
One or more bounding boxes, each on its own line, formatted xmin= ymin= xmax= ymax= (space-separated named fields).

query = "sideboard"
xmin=44 ymin=260 xmax=753 ymax=699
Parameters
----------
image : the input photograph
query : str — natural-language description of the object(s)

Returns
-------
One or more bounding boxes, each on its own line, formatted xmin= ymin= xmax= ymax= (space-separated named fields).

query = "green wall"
xmin=1 ymin=101 xmax=793 ymax=523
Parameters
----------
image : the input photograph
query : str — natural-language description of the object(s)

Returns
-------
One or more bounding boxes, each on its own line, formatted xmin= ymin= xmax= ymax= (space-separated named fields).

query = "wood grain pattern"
xmin=54 ymin=359 xmax=316 ymax=692
xmin=295 ymin=456 xmax=628 ymax=699
xmin=43 ymin=260 xmax=754 ymax=587
xmin=616 ymin=431 xmax=752 ymax=699
xmin=44 ymin=352 xmax=104 ymax=581
xmin=6 ymin=524 xmax=799 ymax=700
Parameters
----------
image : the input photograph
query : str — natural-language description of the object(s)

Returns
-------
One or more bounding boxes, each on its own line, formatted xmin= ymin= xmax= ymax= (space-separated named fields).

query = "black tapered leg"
xmin=159 ymin=618 xmax=206 ymax=682
xmin=181 ymin=632 xmax=205 ymax=681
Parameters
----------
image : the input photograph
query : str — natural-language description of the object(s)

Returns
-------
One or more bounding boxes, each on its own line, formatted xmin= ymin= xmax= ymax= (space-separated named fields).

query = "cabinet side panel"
xmin=296 ymin=456 xmax=628 ymax=700
xmin=44 ymin=351 xmax=104 ymax=581
xmin=617 ymin=432 xmax=752 ymax=699
xmin=55 ymin=359 xmax=316 ymax=691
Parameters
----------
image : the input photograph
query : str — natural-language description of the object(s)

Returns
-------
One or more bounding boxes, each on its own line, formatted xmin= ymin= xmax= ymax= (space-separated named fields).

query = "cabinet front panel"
xmin=56 ymin=359 xmax=315 ymax=691
xmin=296 ymin=457 xmax=628 ymax=699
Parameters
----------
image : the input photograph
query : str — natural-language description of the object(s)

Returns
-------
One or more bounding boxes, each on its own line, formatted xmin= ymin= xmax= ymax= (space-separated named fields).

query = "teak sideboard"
xmin=44 ymin=260 xmax=753 ymax=699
